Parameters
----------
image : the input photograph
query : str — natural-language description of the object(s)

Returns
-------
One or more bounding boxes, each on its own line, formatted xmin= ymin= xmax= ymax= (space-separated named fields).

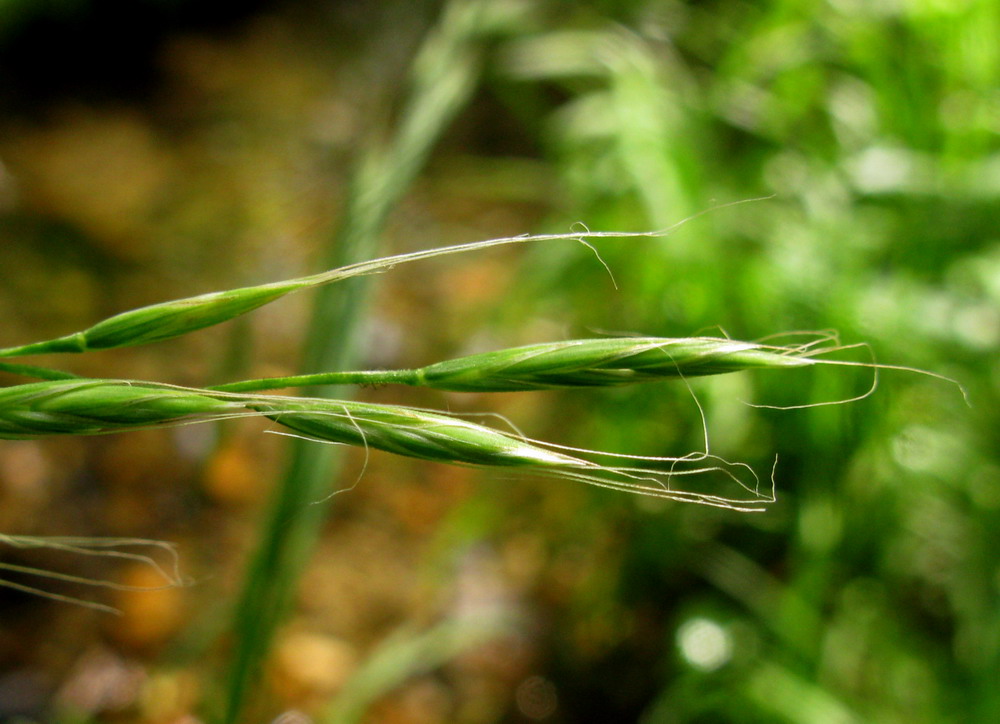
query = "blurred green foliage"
xmin=0 ymin=0 xmax=997 ymax=722
xmin=464 ymin=1 xmax=999 ymax=722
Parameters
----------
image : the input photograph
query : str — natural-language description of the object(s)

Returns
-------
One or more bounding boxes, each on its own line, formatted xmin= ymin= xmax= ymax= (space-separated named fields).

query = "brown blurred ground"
xmin=0 ymin=4 xmax=559 ymax=721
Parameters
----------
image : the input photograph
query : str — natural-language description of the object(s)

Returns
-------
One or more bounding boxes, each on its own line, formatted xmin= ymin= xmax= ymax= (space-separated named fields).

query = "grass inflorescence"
xmin=0 ymin=375 xmax=775 ymax=510
xmin=0 ymin=220 xmax=951 ymax=716
xmin=0 ymin=232 xmax=950 ymax=504
xmin=0 ymin=221 xmax=968 ymax=724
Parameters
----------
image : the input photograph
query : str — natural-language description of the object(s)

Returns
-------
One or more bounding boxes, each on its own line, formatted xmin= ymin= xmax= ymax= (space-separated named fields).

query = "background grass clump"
xmin=0 ymin=0 xmax=997 ymax=723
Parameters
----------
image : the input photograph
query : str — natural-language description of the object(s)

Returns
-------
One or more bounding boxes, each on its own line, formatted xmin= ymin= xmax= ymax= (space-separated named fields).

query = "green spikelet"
xmin=251 ymin=398 xmax=579 ymax=469
xmin=412 ymin=337 xmax=815 ymax=392
xmin=0 ymin=380 xmax=241 ymax=439
xmin=0 ymin=284 xmax=299 ymax=358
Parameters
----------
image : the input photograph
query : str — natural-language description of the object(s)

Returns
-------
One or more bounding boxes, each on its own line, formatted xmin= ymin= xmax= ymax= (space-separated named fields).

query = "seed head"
xmin=0 ymin=380 xmax=240 ymax=439
xmin=252 ymin=398 xmax=581 ymax=469
xmin=251 ymin=396 xmax=771 ymax=509
xmin=0 ymin=284 xmax=299 ymax=358
xmin=412 ymin=337 xmax=813 ymax=392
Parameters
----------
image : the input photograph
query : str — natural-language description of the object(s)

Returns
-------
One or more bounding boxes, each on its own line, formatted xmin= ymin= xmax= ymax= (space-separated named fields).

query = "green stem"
xmin=216 ymin=2 xmax=500 ymax=721
xmin=0 ymin=361 xmax=81 ymax=381
xmin=208 ymin=368 xmax=416 ymax=393
xmin=0 ymin=334 xmax=86 ymax=358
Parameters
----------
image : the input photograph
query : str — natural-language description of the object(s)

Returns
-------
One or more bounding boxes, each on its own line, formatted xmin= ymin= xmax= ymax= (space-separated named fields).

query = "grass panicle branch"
xmin=0 ymin=360 xmax=82 ymax=381
xmin=0 ymin=378 xmax=771 ymax=510
xmin=219 ymin=3 xmax=538 ymax=720
xmin=0 ymin=230 xmax=697 ymax=361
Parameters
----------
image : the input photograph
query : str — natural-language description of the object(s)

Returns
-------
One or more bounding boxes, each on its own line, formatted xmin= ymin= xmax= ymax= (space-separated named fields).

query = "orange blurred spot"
xmin=108 ymin=563 xmax=185 ymax=651
xmin=268 ymin=630 xmax=358 ymax=710
xmin=203 ymin=437 xmax=267 ymax=505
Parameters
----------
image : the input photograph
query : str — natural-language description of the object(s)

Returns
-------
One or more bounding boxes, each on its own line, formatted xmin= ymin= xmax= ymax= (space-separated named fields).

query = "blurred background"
xmin=0 ymin=0 xmax=997 ymax=722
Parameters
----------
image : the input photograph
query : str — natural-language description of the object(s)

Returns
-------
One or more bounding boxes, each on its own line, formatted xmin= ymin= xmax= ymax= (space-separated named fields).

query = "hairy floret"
xmin=251 ymin=398 xmax=579 ymax=468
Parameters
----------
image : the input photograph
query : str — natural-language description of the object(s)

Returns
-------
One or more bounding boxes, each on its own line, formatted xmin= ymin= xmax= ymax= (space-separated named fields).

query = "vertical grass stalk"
xmin=217 ymin=2 xmax=515 ymax=720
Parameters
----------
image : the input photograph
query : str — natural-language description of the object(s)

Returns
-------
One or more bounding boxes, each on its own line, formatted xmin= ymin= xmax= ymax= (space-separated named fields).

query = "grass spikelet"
xmin=251 ymin=398 xmax=584 ymax=469
xmin=411 ymin=336 xmax=814 ymax=391
xmin=0 ymin=284 xmax=300 ymax=357
xmin=250 ymin=397 xmax=772 ymax=510
xmin=0 ymin=380 xmax=772 ymax=509
xmin=0 ymin=225 xmax=709 ymax=359
xmin=210 ymin=333 xmax=968 ymax=409
xmin=0 ymin=198 xmax=772 ymax=361
xmin=0 ymin=379 xmax=242 ymax=439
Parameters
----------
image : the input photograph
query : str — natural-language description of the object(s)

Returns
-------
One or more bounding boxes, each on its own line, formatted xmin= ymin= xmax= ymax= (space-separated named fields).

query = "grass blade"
xmin=215 ymin=2 xmax=519 ymax=721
